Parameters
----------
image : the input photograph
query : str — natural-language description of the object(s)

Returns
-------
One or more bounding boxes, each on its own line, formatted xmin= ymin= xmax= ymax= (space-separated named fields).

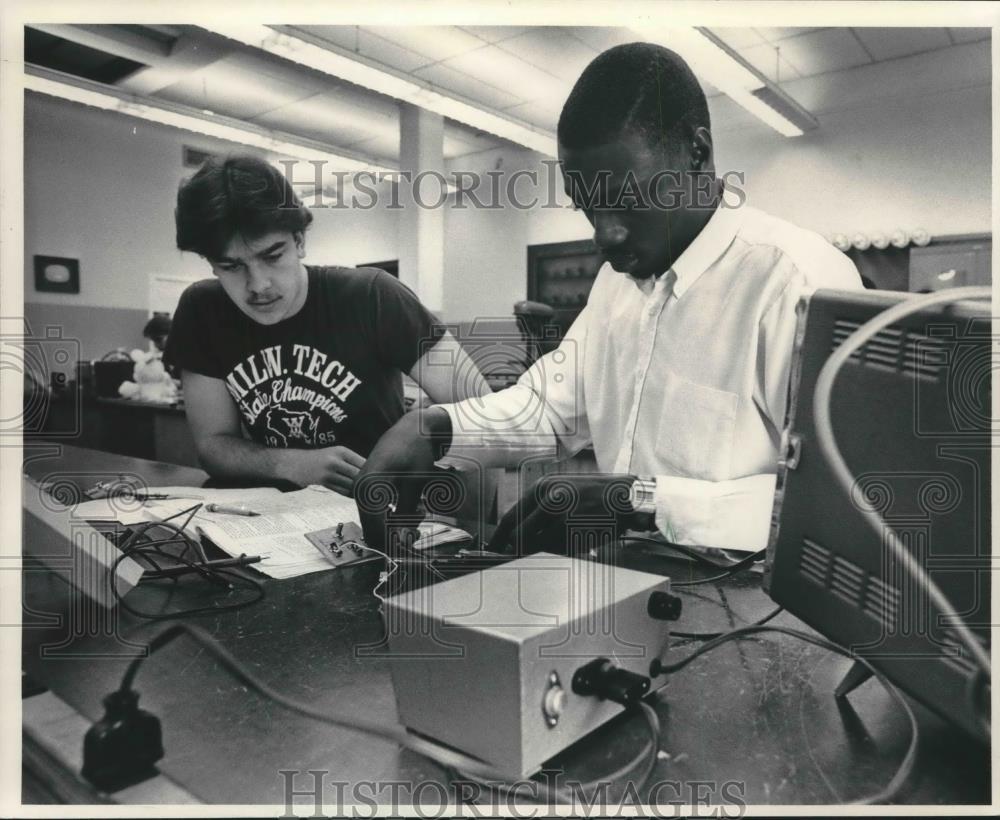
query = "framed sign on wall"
xmin=34 ymin=256 xmax=80 ymax=294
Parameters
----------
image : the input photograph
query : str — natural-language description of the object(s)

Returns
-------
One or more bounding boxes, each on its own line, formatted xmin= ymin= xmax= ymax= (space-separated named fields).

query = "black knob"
xmin=648 ymin=591 xmax=683 ymax=621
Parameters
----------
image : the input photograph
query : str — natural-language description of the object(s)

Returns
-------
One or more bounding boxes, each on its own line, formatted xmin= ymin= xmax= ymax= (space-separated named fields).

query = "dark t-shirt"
xmin=164 ymin=266 xmax=439 ymax=458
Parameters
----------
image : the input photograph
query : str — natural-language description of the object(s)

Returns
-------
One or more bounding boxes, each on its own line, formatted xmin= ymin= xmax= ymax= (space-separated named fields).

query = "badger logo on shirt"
xmin=264 ymin=406 xmax=321 ymax=447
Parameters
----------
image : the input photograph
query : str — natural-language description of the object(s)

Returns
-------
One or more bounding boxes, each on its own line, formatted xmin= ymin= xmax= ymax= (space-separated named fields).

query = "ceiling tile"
xmin=493 ymin=28 xmax=598 ymax=82
xmin=948 ymin=27 xmax=991 ymax=44
xmin=364 ymin=26 xmax=486 ymax=63
xmin=297 ymin=25 xmax=363 ymax=52
xmin=459 ymin=26 xmax=532 ymax=44
xmin=349 ymin=131 xmax=400 ymax=159
xmin=710 ymin=28 xmax=767 ymax=49
xmin=561 ymin=27 xmax=636 ymax=54
xmin=412 ymin=60 xmax=524 ymax=111
xmin=252 ymin=90 xmax=398 ymax=147
xmin=736 ymin=42 xmax=803 ymax=83
xmin=752 ymin=38 xmax=991 ymax=119
xmin=348 ymin=29 xmax=437 ymax=73
xmin=443 ymin=125 xmax=499 ymax=158
xmin=754 ymin=27 xmax=825 ymax=43
xmin=223 ymin=50 xmax=332 ymax=96
xmin=441 ymin=45 xmax=571 ymax=105
xmin=286 ymin=25 xmax=470 ymax=75
xmin=774 ymin=28 xmax=873 ymax=77
xmin=501 ymin=100 xmax=560 ymax=132
xmin=851 ymin=27 xmax=951 ymax=61
xmin=154 ymin=57 xmax=316 ymax=119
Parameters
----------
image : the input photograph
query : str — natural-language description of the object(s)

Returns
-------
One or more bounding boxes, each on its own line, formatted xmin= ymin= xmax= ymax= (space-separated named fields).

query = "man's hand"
xmin=276 ymin=445 xmax=366 ymax=495
xmin=487 ymin=473 xmax=644 ymax=556
xmin=355 ymin=408 xmax=453 ymax=551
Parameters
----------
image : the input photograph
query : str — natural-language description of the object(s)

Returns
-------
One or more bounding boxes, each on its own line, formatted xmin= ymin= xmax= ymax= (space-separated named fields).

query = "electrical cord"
xmin=649 ymin=623 xmax=919 ymax=804
xmin=115 ymin=623 xmax=673 ymax=806
xmin=672 ymin=605 xmax=784 ymax=642
xmin=619 ymin=534 xmax=743 ymax=570
xmin=670 ymin=550 xmax=765 ymax=587
xmin=109 ymin=503 xmax=264 ymax=619
xmin=617 ymin=535 xmax=765 ymax=587
xmin=812 ymin=288 xmax=991 ymax=691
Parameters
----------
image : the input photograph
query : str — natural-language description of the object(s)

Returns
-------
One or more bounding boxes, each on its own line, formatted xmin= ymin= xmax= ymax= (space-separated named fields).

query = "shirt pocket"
xmin=654 ymin=369 xmax=739 ymax=481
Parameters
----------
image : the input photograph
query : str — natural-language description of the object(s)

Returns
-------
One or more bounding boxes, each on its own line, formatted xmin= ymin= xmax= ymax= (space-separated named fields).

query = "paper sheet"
xmin=68 ymin=486 xmax=282 ymax=526
xmin=192 ymin=487 xmax=359 ymax=579
xmin=66 ymin=483 xmax=472 ymax=580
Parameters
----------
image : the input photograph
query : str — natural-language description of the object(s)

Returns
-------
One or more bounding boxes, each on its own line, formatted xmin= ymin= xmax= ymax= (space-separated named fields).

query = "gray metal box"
xmin=384 ymin=553 xmax=671 ymax=777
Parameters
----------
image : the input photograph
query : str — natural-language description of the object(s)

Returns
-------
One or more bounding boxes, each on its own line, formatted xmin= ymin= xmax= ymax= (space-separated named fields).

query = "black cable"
xmin=671 ymin=605 xmax=784 ymax=641
xmin=109 ymin=504 xmax=265 ymax=619
xmin=966 ymin=667 xmax=991 ymax=739
xmin=650 ymin=623 xmax=919 ymax=804
xmin=617 ymin=535 xmax=764 ymax=587
xmin=117 ymin=624 xmax=599 ymax=804
xmin=619 ymin=535 xmax=740 ymax=570
xmin=671 ymin=549 xmax=765 ymax=587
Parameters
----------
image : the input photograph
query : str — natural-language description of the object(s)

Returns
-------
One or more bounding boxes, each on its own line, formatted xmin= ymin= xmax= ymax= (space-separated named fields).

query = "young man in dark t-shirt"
xmin=165 ymin=155 xmax=489 ymax=495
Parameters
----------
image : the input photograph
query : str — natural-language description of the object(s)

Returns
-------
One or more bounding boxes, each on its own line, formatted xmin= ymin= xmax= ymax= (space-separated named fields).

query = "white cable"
xmin=344 ymin=542 xmax=399 ymax=605
xmin=812 ymin=286 xmax=992 ymax=678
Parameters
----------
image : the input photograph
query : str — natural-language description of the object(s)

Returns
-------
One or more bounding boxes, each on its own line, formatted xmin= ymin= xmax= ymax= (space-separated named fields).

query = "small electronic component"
xmin=304 ymin=522 xmax=380 ymax=569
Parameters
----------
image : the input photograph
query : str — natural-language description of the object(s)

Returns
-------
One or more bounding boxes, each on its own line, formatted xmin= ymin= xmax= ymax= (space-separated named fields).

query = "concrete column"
xmin=398 ymin=103 xmax=445 ymax=312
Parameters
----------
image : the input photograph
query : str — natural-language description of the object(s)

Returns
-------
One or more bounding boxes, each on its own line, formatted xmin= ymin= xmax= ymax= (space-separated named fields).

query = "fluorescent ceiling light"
xmin=23 ymin=65 xmax=395 ymax=175
xmin=633 ymin=26 xmax=816 ymax=137
xmin=202 ymin=23 xmax=559 ymax=156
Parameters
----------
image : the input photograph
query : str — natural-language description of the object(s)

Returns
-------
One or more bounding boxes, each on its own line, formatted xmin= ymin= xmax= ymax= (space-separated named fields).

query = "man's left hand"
xmin=486 ymin=473 xmax=648 ymax=555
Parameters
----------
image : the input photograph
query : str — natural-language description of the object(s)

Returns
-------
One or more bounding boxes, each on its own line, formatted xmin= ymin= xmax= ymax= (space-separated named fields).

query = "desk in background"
xmin=38 ymin=395 xmax=198 ymax=467
xmin=19 ymin=446 xmax=988 ymax=807
xmin=37 ymin=390 xmax=592 ymax=521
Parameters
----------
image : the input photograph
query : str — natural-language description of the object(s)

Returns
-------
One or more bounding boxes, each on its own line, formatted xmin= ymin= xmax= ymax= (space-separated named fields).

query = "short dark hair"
xmin=557 ymin=43 xmax=710 ymax=152
xmin=175 ymin=154 xmax=313 ymax=259
xmin=142 ymin=314 xmax=171 ymax=339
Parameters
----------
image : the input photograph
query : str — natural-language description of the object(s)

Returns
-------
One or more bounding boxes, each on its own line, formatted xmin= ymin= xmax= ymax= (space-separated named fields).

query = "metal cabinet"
xmin=909 ymin=237 xmax=991 ymax=292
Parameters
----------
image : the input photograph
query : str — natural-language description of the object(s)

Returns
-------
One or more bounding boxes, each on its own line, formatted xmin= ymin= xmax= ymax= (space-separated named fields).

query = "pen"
xmin=144 ymin=555 xmax=263 ymax=579
xmin=204 ymin=502 xmax=260 ymax=517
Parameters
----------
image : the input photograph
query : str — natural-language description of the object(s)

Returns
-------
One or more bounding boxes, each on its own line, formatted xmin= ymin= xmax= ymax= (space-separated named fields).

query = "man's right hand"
xmin=355 ymin=408 xmax=452 ymax=551
xmin=276 ymin=445 xmax=366 ymax=495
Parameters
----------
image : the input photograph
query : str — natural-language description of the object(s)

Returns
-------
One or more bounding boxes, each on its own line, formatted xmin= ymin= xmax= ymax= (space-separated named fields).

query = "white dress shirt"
xmin=440 ymin=204 xmax=862 ymax=551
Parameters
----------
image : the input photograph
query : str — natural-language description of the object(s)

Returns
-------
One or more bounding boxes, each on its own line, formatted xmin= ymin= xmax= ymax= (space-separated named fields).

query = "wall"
xmin=524 ymin=82 xmax=992 ymax=252
xmin=713 ymin=84 xmax=991 ymax=239
xmin=25 ymin=41 xmax=992 ymax=345
xmin=304 ymin=183 xmax=399 ymax=268
xmin=25 ymin=94 xmax=233 ymax=358
xmin=441 ymin=147 xmax=534 ymax=322
xmin=25 ymin=94 xmax=214 ymax=307
xmin=24 ymin=93 xmax=401 ymax=358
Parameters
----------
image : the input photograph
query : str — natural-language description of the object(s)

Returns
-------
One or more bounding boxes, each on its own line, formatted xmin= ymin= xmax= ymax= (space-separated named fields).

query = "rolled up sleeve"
xmin=437 ymin=308 xmax=592 ymax=468
xmin=653 ymin=473 xmax=777 ymax=552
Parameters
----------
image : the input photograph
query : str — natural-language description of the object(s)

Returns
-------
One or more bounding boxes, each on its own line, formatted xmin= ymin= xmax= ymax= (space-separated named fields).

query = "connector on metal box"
xmin=571 ymin=658 xmax=651 ymax=707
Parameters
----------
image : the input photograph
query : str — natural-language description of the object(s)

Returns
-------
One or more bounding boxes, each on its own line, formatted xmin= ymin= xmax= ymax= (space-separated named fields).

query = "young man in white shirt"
xmin=357 ymin=42 xmax=862 ymax=553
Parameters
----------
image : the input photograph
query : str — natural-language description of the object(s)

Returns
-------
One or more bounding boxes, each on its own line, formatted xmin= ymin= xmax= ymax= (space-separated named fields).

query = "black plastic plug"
xmin=647 ymin=591 xmax=683 ymax=621
xmin=81 ymin=689 xmax=164 ymax=792
xmin=571 ymin=657 xmax=651 ymax=706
